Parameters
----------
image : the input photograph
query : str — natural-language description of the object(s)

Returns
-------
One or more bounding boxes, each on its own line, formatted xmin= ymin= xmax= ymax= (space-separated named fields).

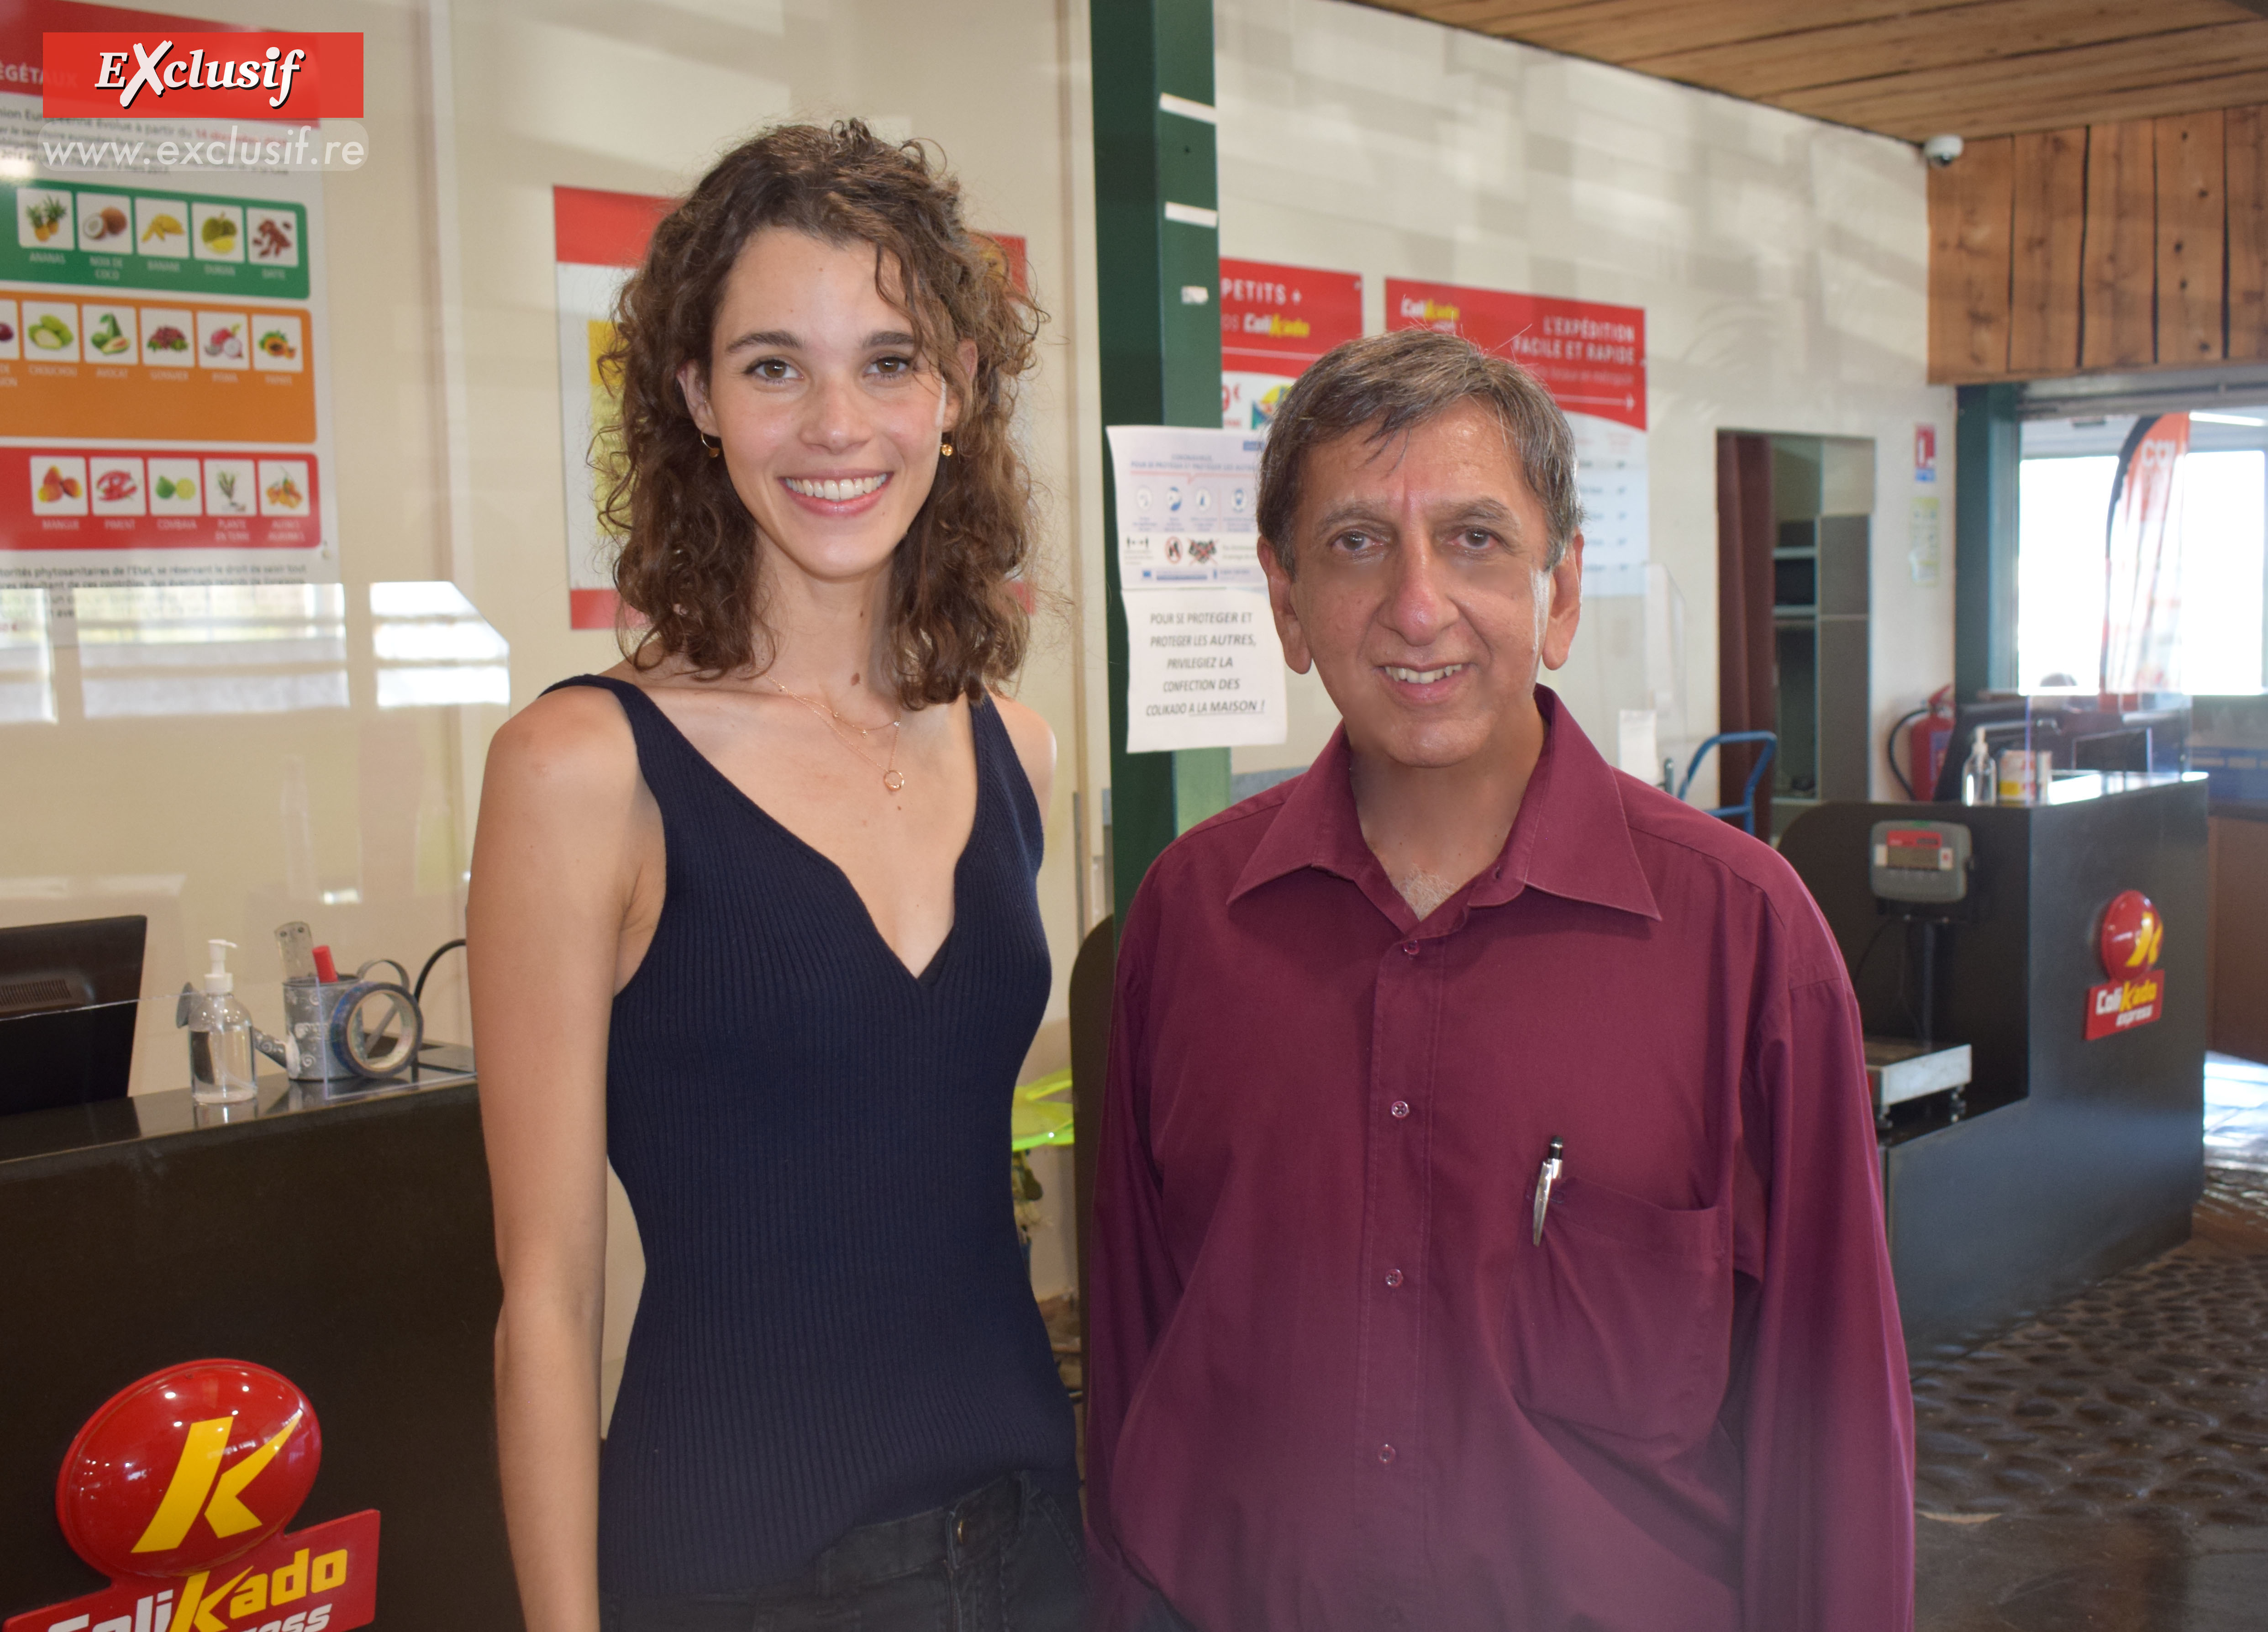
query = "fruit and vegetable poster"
xmin=1386 ymin=279 xmax=1648 ymax=599
xmin=0 ymin=2 xmax=337 ymax=605
xmin=1219 ymin=258 xmax=1361 ymax=433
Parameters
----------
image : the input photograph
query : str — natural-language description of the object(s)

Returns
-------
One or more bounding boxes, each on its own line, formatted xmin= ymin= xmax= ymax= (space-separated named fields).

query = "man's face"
xmin=1261 ymin=399 xmax=1584 ymax=772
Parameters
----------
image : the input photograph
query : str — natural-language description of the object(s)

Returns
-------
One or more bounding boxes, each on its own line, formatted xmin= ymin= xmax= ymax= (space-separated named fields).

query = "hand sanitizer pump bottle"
xmin=1959 ymin=727 xmax=1998 ymax=808
xmin=189 ymin=938 xmax=258 ymax=1104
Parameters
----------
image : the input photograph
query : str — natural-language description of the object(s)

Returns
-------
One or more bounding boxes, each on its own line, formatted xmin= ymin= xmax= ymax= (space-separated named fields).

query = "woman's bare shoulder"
xmin=485 ymin=678 xmax=642 ymax=803
xmin=989 ymin=691 xmax=1057 ymax=812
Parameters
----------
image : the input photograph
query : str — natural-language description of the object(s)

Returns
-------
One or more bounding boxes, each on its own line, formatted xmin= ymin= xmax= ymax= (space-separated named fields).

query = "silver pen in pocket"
xmin=1531 ymin=1137 xmax=1564 ymax=1245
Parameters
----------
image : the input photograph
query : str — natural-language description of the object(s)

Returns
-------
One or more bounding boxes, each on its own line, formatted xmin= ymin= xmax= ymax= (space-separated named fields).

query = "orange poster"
xmin=0 ymin=0 xmax=337 ymax=595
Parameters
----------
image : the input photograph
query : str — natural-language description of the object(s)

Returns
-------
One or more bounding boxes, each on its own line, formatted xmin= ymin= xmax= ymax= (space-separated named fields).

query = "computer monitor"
xmin=0 ymin=916 xmax=147 ymax=1117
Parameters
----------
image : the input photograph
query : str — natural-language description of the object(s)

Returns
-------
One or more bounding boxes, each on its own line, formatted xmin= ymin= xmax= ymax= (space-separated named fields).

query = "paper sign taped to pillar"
xmin=1106 ymin=425 xmax=1287 ymax=753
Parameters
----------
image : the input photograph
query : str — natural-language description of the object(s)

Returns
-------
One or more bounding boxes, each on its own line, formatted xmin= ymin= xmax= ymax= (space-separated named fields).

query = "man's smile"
xmin=1382 ymin=663 xmax=1469 ymax=684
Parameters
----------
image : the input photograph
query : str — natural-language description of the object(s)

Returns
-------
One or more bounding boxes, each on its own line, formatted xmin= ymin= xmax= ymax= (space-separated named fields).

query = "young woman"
xmin=468 ymin=123 xmax=1082 ymax=1632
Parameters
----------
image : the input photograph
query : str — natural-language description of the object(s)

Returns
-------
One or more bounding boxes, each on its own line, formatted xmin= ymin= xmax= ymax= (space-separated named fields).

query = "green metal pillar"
xmin=1954 ymin=383 xmax=2022 ymax=699
xmin=1091 ymin=0 xmax=1228 ymax=927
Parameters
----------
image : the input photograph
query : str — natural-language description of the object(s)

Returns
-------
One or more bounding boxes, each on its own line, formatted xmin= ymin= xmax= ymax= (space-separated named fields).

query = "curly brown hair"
xmin=599 ymin=121 xmax=1041 ymax=704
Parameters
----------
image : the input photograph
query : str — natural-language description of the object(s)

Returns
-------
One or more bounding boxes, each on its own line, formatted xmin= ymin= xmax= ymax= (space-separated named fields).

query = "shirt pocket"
xmin=1500 ymin=1174 xmax=1733 ymax=1446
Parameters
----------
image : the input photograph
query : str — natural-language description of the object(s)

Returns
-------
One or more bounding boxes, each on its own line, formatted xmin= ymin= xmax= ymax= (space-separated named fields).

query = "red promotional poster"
xmin=1218 ymin=258 xmax=1361 ymax=432
xmin=1386 ymin=278 xmax=1649 ymax=596
xmin=6 ymin=1360 xmax=379 ymax=1632
xmin=2085 ymin=889 xmax=2167 ymax=1040
xmin=553 ymin=184 xmax=669 ymax=632
xmin=1386 ymin=278 xmax=1643 ymax=431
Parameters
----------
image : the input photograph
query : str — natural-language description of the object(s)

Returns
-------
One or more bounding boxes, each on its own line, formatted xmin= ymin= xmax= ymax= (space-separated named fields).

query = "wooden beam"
xmin=2008 ymin=127 xmax=2087 ymax=375
xmin=2157 ymin=111 xmax=2228 ymax=365
xmin=2231 ymin=105 xmax=2268 ymax=360
xmin=1930 ymin=134 xmax=2015 ymax=381
xmin=1796 ymin=67 xmax=2268 ymax=145
xmin=1625 ymin=0 xmax=2235 ymax=102
xmin=2082 ymin=120 xmax=2158 ymax=369
xmin=1773 ymin=22 xmax=2268 ymax=134
xmin=1405 ymin=0 xmax=1982 ymax=65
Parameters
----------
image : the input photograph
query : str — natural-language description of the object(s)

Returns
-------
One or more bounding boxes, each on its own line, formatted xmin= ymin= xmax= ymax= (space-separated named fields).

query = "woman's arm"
xmin=468 ymin=688 xmax=653 ymax=1632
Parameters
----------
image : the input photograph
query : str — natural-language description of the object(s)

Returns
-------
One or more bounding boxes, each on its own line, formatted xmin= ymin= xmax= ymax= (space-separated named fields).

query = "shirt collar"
xmin=1227 ymin=686 xmax=1661 ymax=924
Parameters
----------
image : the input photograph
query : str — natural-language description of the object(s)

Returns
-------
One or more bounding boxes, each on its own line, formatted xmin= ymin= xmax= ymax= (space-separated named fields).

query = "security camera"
xmin=1921 ymin=134 xmax=1964 ymax=168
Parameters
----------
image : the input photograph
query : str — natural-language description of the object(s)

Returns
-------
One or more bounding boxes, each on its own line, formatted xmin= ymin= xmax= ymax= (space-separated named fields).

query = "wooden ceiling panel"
xmin=1624 ymin=2 xmax=2241 ymax=102
xmin=1361 ymin=0 xmax=2268 ymax=145
xmin=1370 ymin=1 xmax=1977 ymax=66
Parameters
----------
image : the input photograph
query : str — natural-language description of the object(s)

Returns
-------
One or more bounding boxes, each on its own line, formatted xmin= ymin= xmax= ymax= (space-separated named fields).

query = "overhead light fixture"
xmin=2191 ymin=411 xmax=2266 ymax=427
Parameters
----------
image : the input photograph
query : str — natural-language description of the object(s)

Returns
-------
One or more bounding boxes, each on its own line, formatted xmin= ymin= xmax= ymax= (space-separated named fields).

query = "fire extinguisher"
xmin=1892 ymin=686 xmax=1956 ymax=799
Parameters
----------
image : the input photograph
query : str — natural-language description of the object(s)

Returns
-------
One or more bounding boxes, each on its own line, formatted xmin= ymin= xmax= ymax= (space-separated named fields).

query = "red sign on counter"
xmin=2085 ymin=889 xmax=2167 ymax=1040
xmin=6 ymin=1511 xmax=379 ymax=1632
xmin=8 ymin=1359 xmax=379 ymax=1632
xmin=1385 ymin=278 xmax=1646 ymax=431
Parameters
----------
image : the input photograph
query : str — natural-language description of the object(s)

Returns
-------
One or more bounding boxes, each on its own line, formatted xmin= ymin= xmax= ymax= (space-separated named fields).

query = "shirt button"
xmin=1379 ymin=1443 xmax=1397 ymax=1464
xmin=1402 ymin=940 xmax=1420 ymax=956
xmin=1389 ymin=1100 xmax=1410 ymax=1119
xmin=1385 ymin=1268 xmax=1404 ymax=1288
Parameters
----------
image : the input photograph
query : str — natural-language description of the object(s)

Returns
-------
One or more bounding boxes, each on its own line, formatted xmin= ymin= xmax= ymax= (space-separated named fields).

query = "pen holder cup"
xmin=282 ymin=977 xmax=424 ymax=1081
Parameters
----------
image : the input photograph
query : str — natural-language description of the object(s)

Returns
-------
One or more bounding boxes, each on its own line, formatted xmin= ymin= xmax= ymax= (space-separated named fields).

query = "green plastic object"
xmin=1011 ymin=1068 xmax=1074 ymax=1152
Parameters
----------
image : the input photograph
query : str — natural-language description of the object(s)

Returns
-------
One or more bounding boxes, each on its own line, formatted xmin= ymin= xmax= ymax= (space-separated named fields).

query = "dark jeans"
xmin=601 ymin=1472 xmax=1087 ymax=1632
xmin=1132 ymin=1594 xmax=1199 ymax=1632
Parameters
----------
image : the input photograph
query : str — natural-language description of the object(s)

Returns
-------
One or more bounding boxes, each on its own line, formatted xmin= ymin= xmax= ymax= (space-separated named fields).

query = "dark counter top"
xmin=0 ymin=1042 xmax=475 ymax=1172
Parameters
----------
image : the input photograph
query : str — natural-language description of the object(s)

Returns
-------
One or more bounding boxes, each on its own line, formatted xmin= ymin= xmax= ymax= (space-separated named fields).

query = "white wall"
xmin=1200 ymin=0 xmax=1956 ymax=802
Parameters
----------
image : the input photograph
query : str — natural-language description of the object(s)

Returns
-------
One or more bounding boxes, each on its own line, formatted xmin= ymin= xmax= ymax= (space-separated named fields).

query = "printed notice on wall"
xmin=0 ymin=2 xmax=339 ymax=606
xmin=1106 ymin=424 xmax=1287 ymax=753
xmin=1387 ymin=279 xmax=1648 ymax=598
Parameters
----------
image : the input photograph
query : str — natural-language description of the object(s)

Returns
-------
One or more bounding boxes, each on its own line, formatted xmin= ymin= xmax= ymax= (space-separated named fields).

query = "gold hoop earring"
xmin=699 ymin=432 xmax=721 ymax=459
xmin=938 ymin=437 xmax=954 ymax=458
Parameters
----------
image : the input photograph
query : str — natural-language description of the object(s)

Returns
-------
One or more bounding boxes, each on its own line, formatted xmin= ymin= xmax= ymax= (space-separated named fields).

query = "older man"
xmin=1085 ymin=330 xmax=1913 ymax=1631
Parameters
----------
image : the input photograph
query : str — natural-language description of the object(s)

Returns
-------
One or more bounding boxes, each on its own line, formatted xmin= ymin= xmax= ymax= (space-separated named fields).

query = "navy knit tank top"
xmin=546 ymin=676 xmax=1077 ymax=1598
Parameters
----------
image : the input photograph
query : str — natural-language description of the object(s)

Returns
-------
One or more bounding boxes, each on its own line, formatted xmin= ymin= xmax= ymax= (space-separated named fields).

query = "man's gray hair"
xmin=1255 ymin=328 xmax=1583 ymax=574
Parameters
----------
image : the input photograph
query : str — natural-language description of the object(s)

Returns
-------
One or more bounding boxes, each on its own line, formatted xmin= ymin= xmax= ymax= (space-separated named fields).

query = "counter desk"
xmin=1782 ymin=774 xmax=2209 ymax=1362
xmin=0 ymin=1049 xmax=521 ymax=1627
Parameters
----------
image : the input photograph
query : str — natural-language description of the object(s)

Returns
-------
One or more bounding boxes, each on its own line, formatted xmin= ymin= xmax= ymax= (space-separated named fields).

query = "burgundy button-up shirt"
xmin=1087 ymin=692 xmax=1913 ymax=1632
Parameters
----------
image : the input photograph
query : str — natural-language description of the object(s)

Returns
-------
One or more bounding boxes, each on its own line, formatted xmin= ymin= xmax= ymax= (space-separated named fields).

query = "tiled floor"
xmin=1919 ymin=1055 xmax=2268 ymax=1630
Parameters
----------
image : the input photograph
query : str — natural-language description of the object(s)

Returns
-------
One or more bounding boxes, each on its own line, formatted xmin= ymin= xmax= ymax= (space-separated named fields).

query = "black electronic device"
xmin=0 ymin=916 xmax=146 ymax=1116
xmin=1862 ymin=821 xmax=1974 ymax=1114
xmin=1869 ymin=818 xmax=1971 ymax=904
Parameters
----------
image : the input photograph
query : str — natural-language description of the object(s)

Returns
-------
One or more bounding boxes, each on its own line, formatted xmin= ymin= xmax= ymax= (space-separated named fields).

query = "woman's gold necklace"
xmin=768 ymin=680 xmax=906 ymax=792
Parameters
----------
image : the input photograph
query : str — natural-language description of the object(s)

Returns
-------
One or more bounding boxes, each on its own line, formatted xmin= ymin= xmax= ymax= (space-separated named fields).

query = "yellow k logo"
xmin=2126 ymin=912 xmax=2163 ymax=969
xmin=132 ymin=1409 xmax=303 ymax=1552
